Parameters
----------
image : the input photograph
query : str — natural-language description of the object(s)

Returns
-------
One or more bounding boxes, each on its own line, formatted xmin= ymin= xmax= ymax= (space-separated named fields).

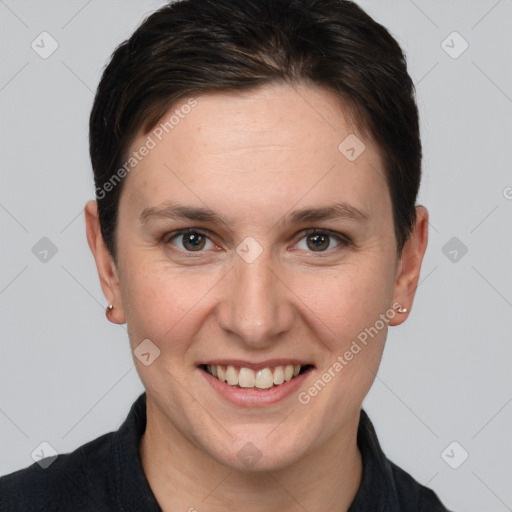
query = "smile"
xmin=201 ymin=363 xmax=314 ymax=390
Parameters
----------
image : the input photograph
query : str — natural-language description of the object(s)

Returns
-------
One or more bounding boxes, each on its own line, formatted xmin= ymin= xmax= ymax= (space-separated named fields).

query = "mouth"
xmin=199 ymin=363 xmax=314 ymax=391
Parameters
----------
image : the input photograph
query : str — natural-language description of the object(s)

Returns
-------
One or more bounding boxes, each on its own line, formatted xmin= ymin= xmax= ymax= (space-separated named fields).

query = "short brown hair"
xmin=90 ymin=0 xmax=422 ymax=262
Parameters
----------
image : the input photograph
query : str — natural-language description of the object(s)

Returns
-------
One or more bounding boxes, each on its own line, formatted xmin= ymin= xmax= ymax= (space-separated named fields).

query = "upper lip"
xmin=198 ymin=359 xmax=314 ymax=371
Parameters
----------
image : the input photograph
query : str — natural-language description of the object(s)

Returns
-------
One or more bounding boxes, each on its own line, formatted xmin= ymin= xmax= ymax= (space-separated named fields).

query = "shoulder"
xmin=0 ymin=431 xmax=115 ymax=512
xmin=389 ymin=460 xmax=454 ymax=512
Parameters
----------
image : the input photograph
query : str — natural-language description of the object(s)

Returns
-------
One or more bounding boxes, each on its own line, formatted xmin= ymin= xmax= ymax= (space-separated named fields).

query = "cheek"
xmin=119 ymin=237 xmax=397 ymax=362
xmin=120 ymin=260 xmax=221 ymax=354
xmin=296 ymin=267 xmax=394 ymax=415
xmin=294 ymin=259 xmax=396 ymax=348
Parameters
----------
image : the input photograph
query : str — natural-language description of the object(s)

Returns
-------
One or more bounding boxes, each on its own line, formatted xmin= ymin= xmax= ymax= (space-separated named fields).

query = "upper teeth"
xmin=206 ymin=364 xmax=302 ymax=389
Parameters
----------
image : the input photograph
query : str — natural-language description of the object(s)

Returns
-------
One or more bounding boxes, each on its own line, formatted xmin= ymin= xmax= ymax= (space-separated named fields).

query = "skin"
xmin=85 ymin=82 xmax=428 ymax=512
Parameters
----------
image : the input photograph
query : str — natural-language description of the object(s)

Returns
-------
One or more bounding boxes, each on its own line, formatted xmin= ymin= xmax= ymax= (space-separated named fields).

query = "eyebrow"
xmin=139 ymin=200 xmax=369 ymax=230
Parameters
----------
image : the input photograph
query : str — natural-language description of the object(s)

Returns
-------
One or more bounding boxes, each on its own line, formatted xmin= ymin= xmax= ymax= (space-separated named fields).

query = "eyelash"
xmin=162 ymin=228 xmax=353 ymax=255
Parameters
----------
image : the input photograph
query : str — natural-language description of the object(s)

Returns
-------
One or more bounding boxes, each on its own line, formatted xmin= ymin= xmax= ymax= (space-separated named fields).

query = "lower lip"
xmin=199 ymin=367 xmax=313 ymax=407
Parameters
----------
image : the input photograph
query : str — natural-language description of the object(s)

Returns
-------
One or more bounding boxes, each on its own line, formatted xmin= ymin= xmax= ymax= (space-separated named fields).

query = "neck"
xmin=140 ymin=401 xmax=363 ymax=512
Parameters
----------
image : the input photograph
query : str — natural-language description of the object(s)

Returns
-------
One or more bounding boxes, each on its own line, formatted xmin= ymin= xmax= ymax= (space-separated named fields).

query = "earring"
xmin=106 ymin=304 xmax=115 ymax=320
xmin=396 ymin=306 xmax=408 ymax=314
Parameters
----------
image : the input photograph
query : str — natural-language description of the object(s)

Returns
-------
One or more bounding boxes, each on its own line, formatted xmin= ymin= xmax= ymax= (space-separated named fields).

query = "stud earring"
xmin=396 ymin=306 xmax=408 ymax=314
xmin=106 ymin=304 xmax=115 ymax=319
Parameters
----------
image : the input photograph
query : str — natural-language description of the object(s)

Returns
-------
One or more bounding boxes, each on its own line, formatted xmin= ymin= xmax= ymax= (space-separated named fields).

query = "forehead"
xmin=120 ymin=83 xmax=389 ymax=223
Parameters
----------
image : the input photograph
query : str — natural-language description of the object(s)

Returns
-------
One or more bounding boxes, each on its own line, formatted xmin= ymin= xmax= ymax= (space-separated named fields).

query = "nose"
xmin=217 ymin=248 xmax=295 ymax=349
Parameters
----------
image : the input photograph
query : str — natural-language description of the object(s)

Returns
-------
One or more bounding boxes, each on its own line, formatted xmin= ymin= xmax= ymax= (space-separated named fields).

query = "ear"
xmin=84 ymin=200 xmax=126 ymax=324
xmin=388 ymin=205 xmax=429 ymax=326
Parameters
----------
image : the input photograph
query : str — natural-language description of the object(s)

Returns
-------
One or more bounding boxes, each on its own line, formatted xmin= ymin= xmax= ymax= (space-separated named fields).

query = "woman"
xmin=0 ymin=0 xmax=453 ymax=510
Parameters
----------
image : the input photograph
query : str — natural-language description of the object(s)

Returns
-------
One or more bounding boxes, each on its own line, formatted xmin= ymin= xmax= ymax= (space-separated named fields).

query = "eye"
xmin=295 ymin=229 xmax=350 ymax=253
xmin=164 ymin=229 xmax=215 ymax=252
xmin=162 ymin=228 xmax=351 ymax=255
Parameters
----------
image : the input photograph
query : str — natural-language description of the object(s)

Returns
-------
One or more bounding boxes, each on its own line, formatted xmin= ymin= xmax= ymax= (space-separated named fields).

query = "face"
xmin=86 ymin=82 xmax=428 ymax=472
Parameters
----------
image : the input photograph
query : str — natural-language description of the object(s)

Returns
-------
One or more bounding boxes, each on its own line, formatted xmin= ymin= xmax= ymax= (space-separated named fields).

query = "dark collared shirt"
xmin=0 ymin=392 xmax=452 ymax=511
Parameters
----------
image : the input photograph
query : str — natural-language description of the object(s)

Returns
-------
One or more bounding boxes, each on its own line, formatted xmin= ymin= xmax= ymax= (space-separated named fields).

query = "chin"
xmin=201 ymin=423 xmax=314 ymax=473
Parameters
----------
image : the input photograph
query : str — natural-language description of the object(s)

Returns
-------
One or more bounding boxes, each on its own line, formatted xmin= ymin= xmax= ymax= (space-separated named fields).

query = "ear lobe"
xmin=84 ymin=200 xmax=126 ymax=324
xmin=388 ymin=206 xmax=429 ymax=326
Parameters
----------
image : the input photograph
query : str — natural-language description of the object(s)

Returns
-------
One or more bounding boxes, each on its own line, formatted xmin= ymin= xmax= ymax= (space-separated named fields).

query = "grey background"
xmin=1 ymin=1 xmax=511 ymax=510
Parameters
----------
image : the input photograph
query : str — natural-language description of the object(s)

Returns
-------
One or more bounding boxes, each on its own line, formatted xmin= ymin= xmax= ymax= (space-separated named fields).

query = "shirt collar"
xmin=109 ymin=392 xmax=162 ymax=511
xmin=108 ymin=392 xmax=400 ymax=511
xmin=348 ymin=408 xmax=399 ymax=510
